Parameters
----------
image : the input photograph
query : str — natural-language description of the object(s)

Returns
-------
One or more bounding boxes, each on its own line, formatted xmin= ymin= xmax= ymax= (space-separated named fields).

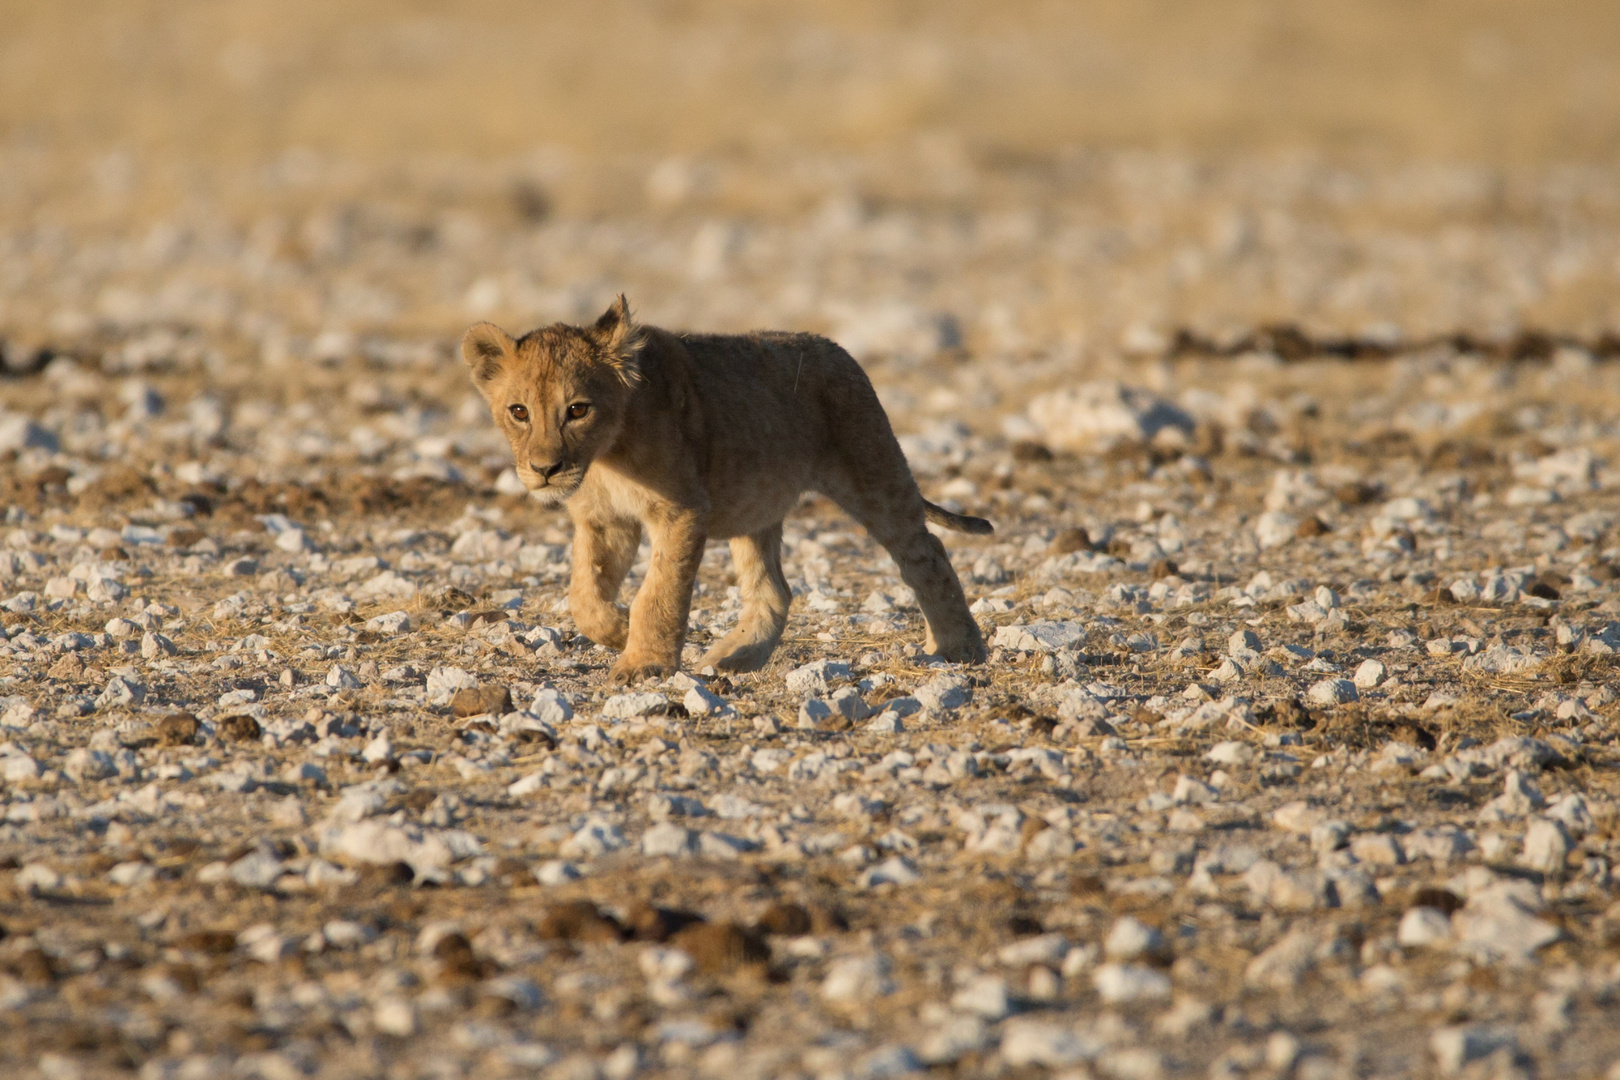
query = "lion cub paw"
xmin=608 ymin=656 xmax=674 ymax=686
xmin=927 ymin=629 xmax=989 ymax=665
xmin=699 ymin=637 xmax=777 ymax=674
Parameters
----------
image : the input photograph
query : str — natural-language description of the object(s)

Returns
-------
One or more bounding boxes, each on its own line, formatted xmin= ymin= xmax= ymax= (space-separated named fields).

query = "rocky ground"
xmin=3 ymin=146 xmax=1620 ymax=1080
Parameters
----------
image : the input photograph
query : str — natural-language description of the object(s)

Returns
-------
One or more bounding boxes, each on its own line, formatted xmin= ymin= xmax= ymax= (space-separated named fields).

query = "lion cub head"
xmin=461 ymin=296 xmax=643 ymax=505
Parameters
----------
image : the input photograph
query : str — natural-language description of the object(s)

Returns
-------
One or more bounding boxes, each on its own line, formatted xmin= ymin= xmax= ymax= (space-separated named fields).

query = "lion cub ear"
xmin=461 ymin=323 xmax=516 ymax=385
xmin=591 ymin=295 xmax=643 ymax=385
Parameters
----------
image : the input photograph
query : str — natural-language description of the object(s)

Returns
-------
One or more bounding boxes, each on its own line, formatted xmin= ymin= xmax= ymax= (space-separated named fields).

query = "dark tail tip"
xmin=924 ymin=500 xmax=995 ymax=535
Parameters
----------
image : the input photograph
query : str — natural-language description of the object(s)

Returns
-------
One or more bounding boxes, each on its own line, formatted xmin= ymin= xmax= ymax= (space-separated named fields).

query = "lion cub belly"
xmin=589 ymin=457 xmax=805 ymax=539
xmin=705 ymin=482 xmax=803 ymax=538
xmin=702 ymin=443 xmax=816 ymax=537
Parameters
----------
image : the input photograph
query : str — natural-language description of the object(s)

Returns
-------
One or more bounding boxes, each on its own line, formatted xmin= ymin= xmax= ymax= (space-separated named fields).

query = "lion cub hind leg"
xmin=567 ymin=515 xmax=641 ymax=651
xmin=700 ymin=524 xmax=792 ymax=673
xmin=821 ymin=457 xmax=987 ymax=665
xmin=882 ymin=523 xmax=988 ymax=663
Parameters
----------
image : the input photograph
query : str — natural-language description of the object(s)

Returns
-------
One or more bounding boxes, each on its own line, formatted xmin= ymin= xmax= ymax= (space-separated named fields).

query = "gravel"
xmin=1 ymin=139 xmax=1619 ymax=1080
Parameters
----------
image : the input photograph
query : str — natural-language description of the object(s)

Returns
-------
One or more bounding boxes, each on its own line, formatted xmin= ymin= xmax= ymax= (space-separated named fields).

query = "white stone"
xmin=1353 ymin=659 xmax=1386 ymax=689
xmin=140 ymin=631 xmax=176 ymax=658
xmin=945 ymin=974 xmax=1008 ymax=1020
xmin=866 ymin=712 xmax=905 ymax=734
xmin=2 ymin=754 xmax=42 ymax=782
xmin=240 ymin=926 xmax=297 ymax=964
xmin=641 ymin=822 xmax=697 ymax=857
xmin=697 ymin=831 xmax=756 ymax=859
xmin=229 ymin=849 xmax=285 ymax=890
xmin=1204 ymin=740 xmax=1254 ymax=765
xmin=534 ymin=860 xmax=582 ymax=886
xmin=557 ymin=817 xmax=626 ymax=859
xmin=1544 ymin=793 xmax=1593 ymax=837
xmin=998 ymin=1018 xmax=1101 ymax=1067
xmin=107 ymin=861 xmax=156 ymax=888
xmin=360 ymin=737 xmax=394 ymax=765
xmin=319 ymin=821 xmax=484 ymax=876
xmin=1171 ymin=775 xmax=1218 ymax=805
xmin=354 ymin=571 xmax=417 ymax=600
xmin=426 ymin=666 xmax=478 ymax=705
xmin=1431 ymin=1026 xmax=1517 ymax=1077
xmin=16 ymin=863 xmax=64 ymax=893
xmin=1480 ymin=737 xmax=1559 ymax=771
xmin=1104 ymin=917 xmax=1165 ymax=961
xmin=1305 ymin=678 xmax=1358 ymax=706
xmin=915 ymin=674 xmax=971 ymax=712
xmin=602 ymin=692 xmax=667 ymax=719
xmin=682 ymin=685 xmax=731 ymax=717
xmin=828 ymin=686 xmax=870 ymax=720
xmin=1255 ymin=512 xmax=1299 ymax=549
xmin=1398 ymin=907 xmax=1452 ymax=948
xmin=820 ymin=954 xmax=895 ymax=1002
xmin=916 ymin=1016 xmax=991 ymax=1065
xmin=0 ymin=415 xmax=58 ymax=453
xmin=1271 ymin=802 xmax=1323 ymax=834
xmin=1520 ymin=818 xmax=1572 ymax=874
xmin=858 ymin=857 xmax=921 ymax=887
xmin=798 ymin=698 xmax=832 ymax=728
xmin=1451 ymin=880 xmax=1562 ymax=964
xmin=365 ymin=610 xmax=411 ymax=634
xmin=786 ymin=659 xmax=851 ymax=698
xmin=373 ymin=997 xmax=418 ymax=1037
xmin=326 ymin=665 xmax=362 ymax=689
xmin=1349 ymin=834 xmax=1404 ymax=866
xmin=508 ymin=773 xmax=544 ymax=798
xmin=1025 ymin=382 xmax=1193 ymax=452
xmin=1093 ymin=963 xmax=1171 ymax=1003
xmin=997 ymin=933 xmax=1072 ymax=967
xmin=64 ymin=747 xmax=117 ymax=782
xmin=992 ymin=621 xmax=1085 ymax=653
xmin=1403 ymin=826 xmax=1474 ymax=863
xmin=1244 ymin=929 xmax=1325 ymax=988
xmin=1228 ymin=629 xmax=1262 ymax=657
xmin=95 ymin=674 xmax=146 ymax=709
xmin=530 ymin=688 xmax=574 ymax=725
xmin=275 ymin=528 xmax=313 ymax=553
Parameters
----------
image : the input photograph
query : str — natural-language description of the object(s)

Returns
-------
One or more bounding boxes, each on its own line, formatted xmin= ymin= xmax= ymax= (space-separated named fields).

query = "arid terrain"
xmin=4 ymin=4 xmax=1620 ymax=1080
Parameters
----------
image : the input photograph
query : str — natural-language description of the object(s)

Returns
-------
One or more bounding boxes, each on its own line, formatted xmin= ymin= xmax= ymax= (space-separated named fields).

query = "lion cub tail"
xmin=923 ymin=500 xmax=994 ymax=535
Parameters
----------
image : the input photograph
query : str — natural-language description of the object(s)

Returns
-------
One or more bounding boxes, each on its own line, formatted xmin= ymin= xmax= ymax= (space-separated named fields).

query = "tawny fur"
xmin=461 ymin=297 xmax=990 ymax=685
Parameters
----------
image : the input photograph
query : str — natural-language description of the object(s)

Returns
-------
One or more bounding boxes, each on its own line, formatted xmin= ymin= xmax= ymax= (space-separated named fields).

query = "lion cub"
xmin=462 ymin=297 xmax=991 ymax=685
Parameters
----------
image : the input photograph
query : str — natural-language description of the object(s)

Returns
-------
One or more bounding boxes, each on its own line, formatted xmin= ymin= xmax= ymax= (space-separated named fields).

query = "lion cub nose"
xmin=531 ymin=461 xmax=565 ymax=480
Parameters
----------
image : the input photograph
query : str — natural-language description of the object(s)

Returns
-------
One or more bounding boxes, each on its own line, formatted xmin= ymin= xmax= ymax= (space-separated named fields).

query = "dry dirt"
xmin=4 ymin=5 xmax=1620 ymax=1080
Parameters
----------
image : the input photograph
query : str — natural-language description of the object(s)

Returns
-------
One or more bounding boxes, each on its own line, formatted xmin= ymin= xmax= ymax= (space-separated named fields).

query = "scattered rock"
xmin=821 ymin=954 xmax=895 ymax=1003
xmin=1305 ymin=678 xmax=1358 ymax=706
xmin=1093 ymin=962 xmax=1171 ymax=1003
xmin=155 ymin=711 xmax=200 ymax=746
xmin=1026 ymin=382 xmax=1194 ymax=452
xmin=536 ymin=901 xmax=624 ymax=944
xmin=450 ymin=684 xmax=513 ymax=718
xmin=668 ymin=922 xmax=769 ymax=975
xmin=217 ymin=714 xmax=262 ymax=742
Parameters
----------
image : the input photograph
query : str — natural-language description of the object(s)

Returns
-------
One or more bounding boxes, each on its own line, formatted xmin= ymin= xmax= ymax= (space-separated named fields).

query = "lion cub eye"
xmin=508 ymin=404 xmax=529 ymax=423
xmin=566 ymin=402 xmax=590 ymax=421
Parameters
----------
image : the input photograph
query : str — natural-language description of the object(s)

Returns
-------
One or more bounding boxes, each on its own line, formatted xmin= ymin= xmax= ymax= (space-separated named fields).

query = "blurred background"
xmin=3 ymin=0 xmax=1620 ymax=365
xmin=9 ymin=1 xmax=1620 ymax=167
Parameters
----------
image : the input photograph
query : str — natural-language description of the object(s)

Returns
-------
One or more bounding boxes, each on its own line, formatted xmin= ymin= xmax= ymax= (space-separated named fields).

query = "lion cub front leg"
xmin=567 ymin=515 xmax=642 ymax=651
xmin=609 ymin=509 xmax=707 ymax=685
